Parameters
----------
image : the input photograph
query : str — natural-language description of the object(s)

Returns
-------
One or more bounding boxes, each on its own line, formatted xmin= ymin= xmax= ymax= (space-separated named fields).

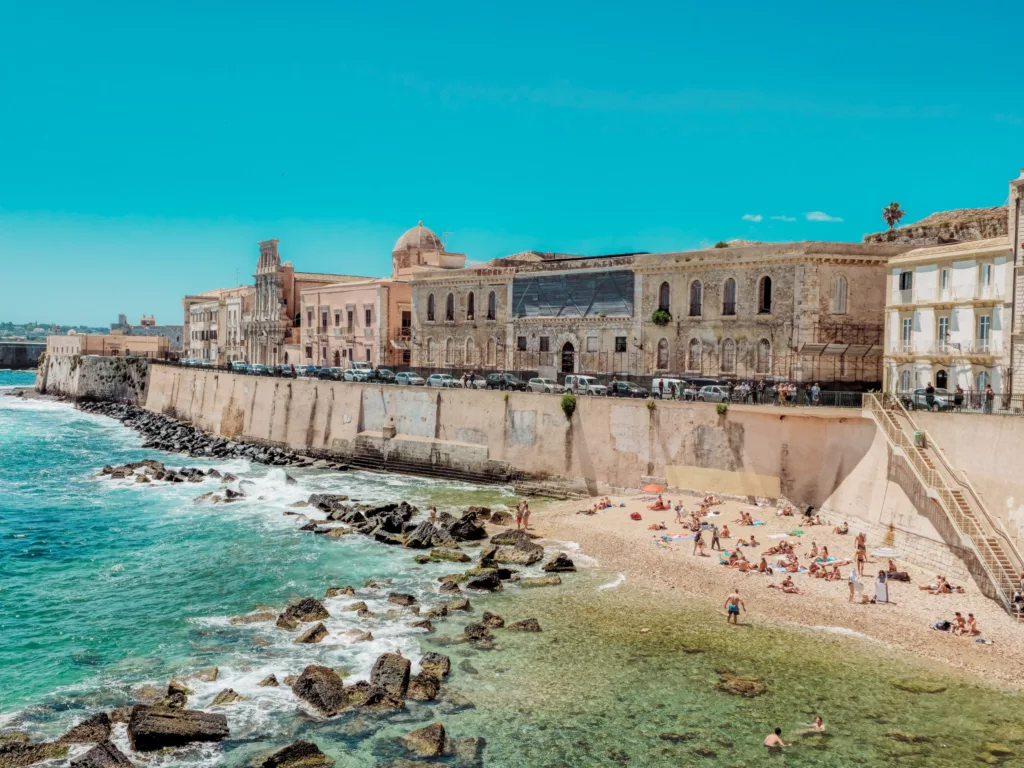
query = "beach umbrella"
xmin=641 ymin=483 xmax=664 ymax=493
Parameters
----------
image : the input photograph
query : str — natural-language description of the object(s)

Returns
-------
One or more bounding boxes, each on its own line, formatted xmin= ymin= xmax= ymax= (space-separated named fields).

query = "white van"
xmin=651 ymin=378 xmax=684 ymax=399
xmin=563 ymin=375 xmax=607 ymax=396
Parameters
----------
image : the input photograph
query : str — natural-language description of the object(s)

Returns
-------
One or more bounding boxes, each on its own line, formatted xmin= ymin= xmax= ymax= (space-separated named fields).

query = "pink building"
xmin=299 ymin=222 xmax=465 ymax=369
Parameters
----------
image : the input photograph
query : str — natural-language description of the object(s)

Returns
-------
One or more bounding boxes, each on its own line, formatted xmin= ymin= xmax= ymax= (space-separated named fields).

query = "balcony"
xmin=890 ymin=339 xmax=1002 ymax=359
xmin=891 ymin=288 xmax=915 ymax=307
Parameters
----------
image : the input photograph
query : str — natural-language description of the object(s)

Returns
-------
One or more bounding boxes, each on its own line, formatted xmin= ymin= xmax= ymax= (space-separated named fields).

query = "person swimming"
xmin=764 ymin=728 xmax=786 ymax=750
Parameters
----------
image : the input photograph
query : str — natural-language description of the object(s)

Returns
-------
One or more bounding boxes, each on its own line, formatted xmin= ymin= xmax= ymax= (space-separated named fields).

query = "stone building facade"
xmin=183 ymin=285 xmax=254 ymax=364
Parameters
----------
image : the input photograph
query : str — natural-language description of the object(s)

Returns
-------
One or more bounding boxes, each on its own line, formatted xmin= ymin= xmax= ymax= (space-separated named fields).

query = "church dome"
xmin=394 ymin=221 xmax=443 ymax=252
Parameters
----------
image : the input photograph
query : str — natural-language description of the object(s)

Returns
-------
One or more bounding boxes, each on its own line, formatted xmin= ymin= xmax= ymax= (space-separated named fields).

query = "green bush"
xmin=716 ymin=403 xmax=728 ymax=415
xmin=561 ymin=393 xmax=577 ymax=421
xmin=651 ymin=309 xmax=672 ymax=326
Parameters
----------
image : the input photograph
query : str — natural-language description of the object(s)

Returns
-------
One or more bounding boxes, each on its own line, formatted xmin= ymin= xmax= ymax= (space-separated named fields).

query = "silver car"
xmin=426 ymin=374 xmax=456 ymax=388
xmin=395 ymin=372 xmax=425 ymax=386
xmin=697 ymin=385 xmax=731 ymax=402
xmin=343 ymin=368 xmax=369 ymax=382
xmin=527 ymin=377 xmax=561 ymax=393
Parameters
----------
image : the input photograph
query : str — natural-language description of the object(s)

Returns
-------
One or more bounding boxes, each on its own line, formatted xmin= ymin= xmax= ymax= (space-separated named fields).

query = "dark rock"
xmin=387 ymin=593 xmax=417 ymax=607
xmin=420 ymin=652 xmax=451 ymax=679
xmin=439 ymin=581 xmax=462 ymax=594
xmin=425 ymin=604 xmax=449 ymax=619
xmin=58 ymin=712 xmax=112 ymax=744
xmin=404 ymin=521 xmax=457 ymax=549
xmin=507 ymin=618 xmax=542 ymax=632
xmin=0 ymin=742 xmax=69 ymax=766
xmin=481 ymin=611 xmax=505 ymax=629
xmin=291 ymin=665 xmax=349 ymax=716
xmin=449 ymin=515 xmax=487 ymax=542
xmin=489 ymin=509 xmax=513 ymax=526
xmin=406 ymin=674 xmax=440 ymax=702
xmin=345 ymin=681 xmax=404 ymax=710
xmin=285 ymin=474 xmax=297 ymax=486
xmin=109 ymin=707 xmax=132 ymax=724
xmin=258 ymin=674 xmax=279 ymax=687
xmin=370 ymin=653 xmax=411 ymax=698
xmin=464 ymin=623 xmax=493 ymax=641
xmin=374 ymin=531 xmax=404 ymax=546
xmin=403 ymin=723 xmax=447 ymax=758
xmin=427 ymin=549 xmax=471 ymax=563
xmin=277 ymin=597 xmax=329 ymax=628
xmin=259 ymin=740 xmax=333 ymax=767
xmin=542 ymin=553 xmax=576 ymax=572
xmin=294 ymin=623 xmax=328 ymax=644
xmin=489 ymin=529 xmax=536 ymax=546
xmin=448 ymin=598 xmax=472 ymax=611
xmin=466 ymin=571 xmax=502 ymax=591
xmin=342 ymin=601 xmax=368 ymax=613
xmin=324 ymin=586 xmax=355 ymax=598
xmin=126 ymin=705 xmax=229 ymax=752
xmin=458 ymin=660 xmax=478 ymax=675
xmin=308 ymin=494 xmax=349 ymax=512
xmin=486 ymin=543 xmax=543 ymax=565
xmin=210 ymin=688 xmax=244 ymax=705
xmin=69 ymin=741 xmax=133 ymax=767
xmin=364 ymin=578 xmax=392 ymax=589
xmin=408 ymin=619 xmax=434 ymax=632
xmin=161 ymin=679 xmax=191 ymax=709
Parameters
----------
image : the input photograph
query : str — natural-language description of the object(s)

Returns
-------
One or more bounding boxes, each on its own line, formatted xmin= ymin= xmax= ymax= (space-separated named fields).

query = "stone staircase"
xmin=866 ymin=394 xmax=1023 ymax=617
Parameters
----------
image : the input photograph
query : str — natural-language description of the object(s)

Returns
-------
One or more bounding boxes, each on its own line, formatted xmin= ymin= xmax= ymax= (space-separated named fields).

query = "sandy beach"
xmin=531 ymin=492 xmax=1024 ymax=688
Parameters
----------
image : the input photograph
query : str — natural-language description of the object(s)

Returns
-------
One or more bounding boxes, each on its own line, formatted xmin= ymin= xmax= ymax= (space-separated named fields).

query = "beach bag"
xmin=630 ymin=512 xmax=642 ymax=521
xmin=931 ymin=621 xmax=951 ymax=632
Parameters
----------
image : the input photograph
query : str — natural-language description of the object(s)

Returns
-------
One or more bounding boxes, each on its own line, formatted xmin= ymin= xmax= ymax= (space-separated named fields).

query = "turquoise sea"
xmin=5 ymin=368 xmax=1024 ymax=767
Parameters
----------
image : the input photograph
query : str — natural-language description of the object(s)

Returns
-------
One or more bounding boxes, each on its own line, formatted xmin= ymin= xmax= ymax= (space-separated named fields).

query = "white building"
xmin=884 ymin=237 xmax=1011 ymax=393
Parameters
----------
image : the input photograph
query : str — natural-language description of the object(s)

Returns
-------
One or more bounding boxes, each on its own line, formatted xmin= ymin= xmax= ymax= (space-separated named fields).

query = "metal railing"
xmin=865 ymin=394 xmax=1019 ymax=613
xmin=893 ymin=389 xmax=1023 ymax=415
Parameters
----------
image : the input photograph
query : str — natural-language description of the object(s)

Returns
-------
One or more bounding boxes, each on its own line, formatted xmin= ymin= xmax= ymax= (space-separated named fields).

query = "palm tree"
xmin=882 ymin=202 xmax=905 ymax=230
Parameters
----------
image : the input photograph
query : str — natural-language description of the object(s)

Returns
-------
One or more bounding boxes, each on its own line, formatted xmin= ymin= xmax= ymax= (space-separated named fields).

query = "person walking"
xmin=848 ymin=567 xmax=862 ymax=602
xmin=710 ymin=524 xmax=722 ymax=551
xmin=692 ymin=528 xmax=705 ymax=556
xmin=811 ymin=382 xmax=821 ymax=406
xmin=984 ymin=384 xmax=995 ymax=414
xmin=925 ymin=381 xmax=935 ymax=410
xmin=514 ymin=502 xmax=524 ymax=530
xmin=724 ymin=588 xmax=744 ymax=624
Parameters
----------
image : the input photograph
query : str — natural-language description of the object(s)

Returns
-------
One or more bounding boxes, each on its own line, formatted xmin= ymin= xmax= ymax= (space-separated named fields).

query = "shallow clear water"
xmin=4 ymin=369 xmax=1024 ymax=767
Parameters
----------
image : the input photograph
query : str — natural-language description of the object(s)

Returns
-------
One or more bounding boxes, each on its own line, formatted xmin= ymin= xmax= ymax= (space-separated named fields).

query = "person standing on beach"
xmin=849 ymin=568 xmax=861 ymax=602
xmin=522 ymin=503 xmax=531 ymax=530
xmin=710 ymin=524 xmax=722 ymax=551
xmin=692 ymin=528 xmax=704 ymax=556
xmin=515 ymin=502 xmax=524 ymax=530
xmin=725 ymin=589 xmax=744 ymax=624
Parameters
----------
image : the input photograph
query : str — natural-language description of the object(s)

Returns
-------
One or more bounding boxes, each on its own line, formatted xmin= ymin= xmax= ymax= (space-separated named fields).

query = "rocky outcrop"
xmin=258 ymin=674 xmax=279 ymax=688
xmin=403 ymin=723 xmax=447 ymax=758
xmin=420 ymin=652 xmax=451 ymax=679
xmin=466 ymin=571 xmax=502 ymax=591
xmin=542 ymin=553 xmax=576 ymax=572
xmin=404 ymin=521 xmax=456 ymax=549
xmin=210 ymin=689 xmax=244 ymax=706
xmin=464 ymin=623 xmax=493 ymax=641
xmin=447 ymin=513 xmax=487 ymax=542
xmin=258 ymin=740 xmax=333 ymax=768
xmin=481 ymin=611 xmax=505 ymax=629
xmin=406 ymin=674 xmax=441 ymax=702
xmin=370 ymin=653 xmax=411 ymax=698
xmin=864 ymin=205 xmax=1007 ymax=245
xmin=294 ymin=623 xmax=328 ymax=644
xmin=0 ymin=741 xmax=69 ymax=766
xmin=126 ymin=706 xmax=229 ymax=752
xmin=324 ymin=586 xmax=355 ymax=598
xmin=277 ymin=598 xmax=329 ymax=629
xmin=387 ymin=593 xmax=417 ymax=607
xmin=292 ymin=666 xmax=349 ymax=717
xmin=507 ymin=618 xmax=542 ymax=632
xmin=69 ymin=741 xmax=133 ymax=767
xmin=58 ymin=713 xmax=112 ymax=744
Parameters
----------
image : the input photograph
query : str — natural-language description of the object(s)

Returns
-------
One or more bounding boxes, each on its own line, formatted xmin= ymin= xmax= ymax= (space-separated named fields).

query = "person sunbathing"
xmin=648 ymin=521 xmax=667 ymax=531
xmin=758 ymin=557 xmax=773 ymax=574
xmin=768 ymin=575 xmax=801 ymax=594
xmin=887 ymin=559 xmax=898 ymax=573
xmin=921 ymin=575 xmax=949 ymax=593
xmin=720 ymin=525 xmax=731 ymax=538
xmin=737 ymin=558 xmax=753 ymax=572
xmin=814 ymin=515 xmax=824 ymax=526
xmin=833 ymin=521 xmax=849 ymax=535
xmin=826 ymin=565 xmax=842 ymax=581
xmin=808 ymin=561 xmax=820 ymax=577
xmin=748 ymin=535 xmax=759 ymax=547
xmin=648 ymin=494 xmax=668 ymax=511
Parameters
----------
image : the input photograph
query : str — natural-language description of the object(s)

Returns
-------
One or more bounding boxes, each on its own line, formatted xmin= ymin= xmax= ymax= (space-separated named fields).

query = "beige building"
xmin=47 ymin=332 xmax=169 ymax=359
xmin=299 ymin=223 xmax=465 ymax=369
xmin=409 ymin=241 xmax=910 ymax=384
xmin=182 ymin=285 xmax=254 ymax=364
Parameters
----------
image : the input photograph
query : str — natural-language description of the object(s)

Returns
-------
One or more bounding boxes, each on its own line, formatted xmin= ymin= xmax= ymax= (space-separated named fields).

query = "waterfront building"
xmin=883 ymin=170 xmax=1024 ymax=396
xmin=182 ymin=285 xmax=254 ymax=364
xmin=46 ymin=332 xmax=169 ymax=358
xmin=109 ymin=313 xmax=184 ymax=351
xmin=298 ymin=223 xmax=465 ymax=369
xmin=409 ymin=241 xmax=911 ymax=385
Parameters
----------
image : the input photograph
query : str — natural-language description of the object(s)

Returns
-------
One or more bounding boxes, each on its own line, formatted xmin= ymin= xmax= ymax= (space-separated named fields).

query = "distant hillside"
xmin=864 ymin=206 xmax=1007 ymax=245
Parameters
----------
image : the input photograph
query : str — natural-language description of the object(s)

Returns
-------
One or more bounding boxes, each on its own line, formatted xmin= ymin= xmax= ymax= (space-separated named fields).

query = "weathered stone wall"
xmin=0 ymin=342 xmax=45 ymax=370
xmin=864 ymin=206 xmax=1008 ymax=245
xmin=36 ymin=354 xmax=149 ymax=404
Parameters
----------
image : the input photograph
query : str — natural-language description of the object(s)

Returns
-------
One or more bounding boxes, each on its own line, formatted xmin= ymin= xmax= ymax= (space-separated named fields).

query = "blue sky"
xmin=1 ymin=1 xmax=1020 ymax=326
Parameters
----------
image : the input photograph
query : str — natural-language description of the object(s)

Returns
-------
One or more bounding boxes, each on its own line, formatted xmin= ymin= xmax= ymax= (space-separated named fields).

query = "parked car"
xmin=344 ymin=368 xmax=370 ymax=382
xmin=230 ymin=361 xmax=251 ymax=374
xmin=296 ymin=365 xmax=319 ymax=377
xmin=426 ymin=373 xmax=457 ymax=388
xmin=395 ymin=372 xmax=425 ymax=386
xmin=486 ymin=373 xmax=529 ymax=391
xmin=696 ymin=385 xmax=731 ymax=402
xmin=608 ymin=380 xmax=649 ymax=398
xmin=651 ymin=377 xmax=683 ymax=399
xmin=904 ymin=387 xmax=953 ymax=411
xmin=273 ymin=364 xmax=297 ymax=378
xmin=317 ymin=367 xmax=344 ymax=381
xmin=563 ymin=375 xmax=607 ymax=396
xmin=375 ymin=368 xmax=396 ymax=384
xmin=527 ymin=377 xmax=562 ymax=394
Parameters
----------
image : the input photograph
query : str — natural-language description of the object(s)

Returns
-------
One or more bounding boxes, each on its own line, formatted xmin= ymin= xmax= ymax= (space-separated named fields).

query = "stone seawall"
xmin=140 ymin=364 xmax=992 ymax=582
xmin=36 ymin=354 xmax=149 ymax=404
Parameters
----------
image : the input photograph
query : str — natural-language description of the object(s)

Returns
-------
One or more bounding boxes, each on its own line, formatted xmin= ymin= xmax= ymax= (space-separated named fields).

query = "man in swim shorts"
xmin=725 ymin=588 xmax=744 ymax=624
xmin=764 ymin=728 xmax=786 ymax=749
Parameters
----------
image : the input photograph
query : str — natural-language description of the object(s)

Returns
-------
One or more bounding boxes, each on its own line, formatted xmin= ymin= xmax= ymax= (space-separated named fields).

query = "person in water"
xmin=764 ymin=728 xmax=786 ymax=749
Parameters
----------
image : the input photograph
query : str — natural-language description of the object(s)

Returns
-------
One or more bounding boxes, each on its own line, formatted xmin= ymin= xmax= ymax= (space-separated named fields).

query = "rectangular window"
xmin=365 ymin=349 xmax=371 ymax=361
xmin=941 ymin=268 xmax=950 ymax=290
xmin=342 ymin=349 xmax=347 ymax=359
xmin=901 ymin=317 xmax=912 ymax=352
xmin=307 ymin=309 xmax=313 ymax=326
xmin=321 ymin=346 xmax=327 ymax=360
xmin=615 ymin=336 xmax=627 ymax=353
xmin=980 ymin=264 xmax=993 ymax=286
xmin=899 ymin=271 xmax=913 ymax=291
xmin=937 ymin=316 xmax=949 ymax=348
xmin=586 ymin=336 xmax=598 ymax=353
xmin=334 ymin=312 xmax=341 ymax=327
xmin=365 ymin=308 xmax=372 ymax=326
xmin=539 ymin=336 xmax=550 ymax=352
xmin=320 ymin=310 xmax=328 ymax=328
xmin=517 ymin=336 xmax=527 ymax=351
xmin=347 ymin=310 xmax=354 ymax=330
xmin=305 ymin=345 xmax=312 ymax=359
xmin=978 ymin=315 xmax=991 ymax=342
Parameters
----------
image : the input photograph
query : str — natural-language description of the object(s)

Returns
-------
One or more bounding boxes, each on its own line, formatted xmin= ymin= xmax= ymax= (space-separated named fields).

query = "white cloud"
xmin=805 ymin=211 xmax=844 ymax=222
xmin=770 ymin=215 xmax=796 ymax=222
xmin=742 ymin=214 xmax=763 ymax=222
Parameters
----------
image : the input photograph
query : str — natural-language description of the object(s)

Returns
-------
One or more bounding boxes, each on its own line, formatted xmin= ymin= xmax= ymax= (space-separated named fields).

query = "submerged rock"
xmin=518 ymin=576 xmax=561 ymax=588
xmin=0 ymin=741 xmax=69 ymax=766
xmin=507 ymin=618 xmax=542 ymax=632
xmin=892 ymin=679 xmax=947 ymax=694
xmin=464 ymin=623 xmax=492 ymax=642
xmin=126 ymin=705 xmax=229 ymax=752
xmin=258 ymin=674 xmax=280 ymax=688
xmin=292 ymin=665 xmax=349 ymax=717
xmin=58 ymin=712 xmax=112 ymax=744
xmin=324 ymin=586 xmax=356 ymax=598
xmin=419 ymin=653 xmax=451 ymax=679
xmin=481 ymin=611 xmax=504 ymax=629
xmin=69 ymin=741 xmax=133 ymax=767
xmin=406 ymin=673 xmax=441 ymax=702
xmin=716 ymin=671 xmax=767 ymax=698
xmin=210 ymin=688 xmax=244 ymax=706
xmin=403 ymin=723 xmax=447 ymax=758
xmin=259 ymin=740 xmax=334 ymax=767
xmin=448 ymin=598 xmax=472 ymax=611
xmin=230 ymin=611 xmax=277 ymax=625
xmin=408 ymin=619 xmax=434 ymax=632
xmin=466 ymin=571 xmax=502 ymax=592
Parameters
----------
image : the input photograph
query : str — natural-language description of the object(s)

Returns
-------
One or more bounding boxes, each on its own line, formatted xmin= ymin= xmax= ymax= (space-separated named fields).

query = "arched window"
xmin=487 ymin=291 xmax=496 ymax=320
xmin=899 ymin=369 xmax=911 ymax=392
xmin=658 ymin=282 xmax=671 ymax=311
xmin=445 ymin=293 xmax=455 ymax=321
xmin=465 ymin=337 xmax=475 ymax=364
xmin=689 ymin=281 xmax=703 ymax=317
xmin=427 ymin=294 xmax=435 ymax=322
xmin=656 ymin=338 xmax=669 ymax=370
xmin=426 ymin=338 xmax=435 ymax=364
xmin=976 ymin=370 xmax=991 ymax=391
xmin=757 ymin=338 xmax=771 ymax=373
xmin=935 ymin=369 xmax=948 ymax=389
xmin=487 ymin=338 xmax=496 ymax=366
xmin=688 ymin=338 xmax=702 ymax=371
xmin=467 ymin=292 xmax=475 ymax=320
xmin=721 ymin=338 xmax=736 ymax=373
xmin=758 ymin=277 xmax=773 ymax=314
xmin=723 ymin=278 xmax=737 ymax=315
xmin=832 ymin=275 xmax=848 ymax=314
xmin=445 ymin=338 xmax=454 ymax=364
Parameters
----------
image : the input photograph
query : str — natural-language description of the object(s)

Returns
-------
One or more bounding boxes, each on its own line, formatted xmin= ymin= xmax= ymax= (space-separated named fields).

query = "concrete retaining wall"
xmin=36 ymin=354 xmax=149 ymax=404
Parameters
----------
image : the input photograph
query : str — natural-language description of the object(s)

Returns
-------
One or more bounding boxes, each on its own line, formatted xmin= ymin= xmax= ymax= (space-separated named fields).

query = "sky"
xmin=1 ymin=1 xmax=1021 ymax=326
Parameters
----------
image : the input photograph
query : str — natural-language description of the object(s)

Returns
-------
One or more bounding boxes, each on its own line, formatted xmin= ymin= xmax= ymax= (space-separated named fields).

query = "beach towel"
xmin=662 ymin=534 xmax=694 ymax=542
xmin=752 ymin=520 xmax=766 ymax=526
xmin=718 ymin=553 xmax=731 ymax=564
xmin=767 ymin=533 xmax=789 ymax=539
xmin=788 ymin=529 xmax=804 ymax=536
